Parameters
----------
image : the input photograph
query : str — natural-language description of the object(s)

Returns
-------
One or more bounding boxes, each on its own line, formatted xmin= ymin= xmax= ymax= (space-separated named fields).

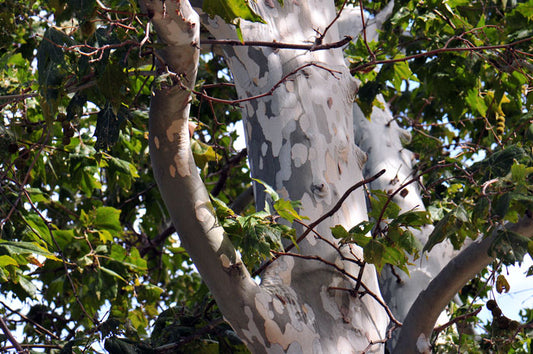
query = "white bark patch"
xmin=336 ymin=336 xmax=352 ymax=353
xmin=266 ymin=256 xmax=294 ymax=286
xmin=169 ymin=165 xmax=176 ymax=178
xmin=261 ymin=142 xmax=268 ymax=156
xmin=173 ymin=150 xmax=191 ymax=177
xmin=154 ymin=136 xmax=160 ymax=149
xmin=285 ymin=80 xmax=294 ymax=92
xmin=255 ymin=293 xmax=275 ymax=320
xmin=291 ymin=143 xmax=308 ymax=168
xmin=255 ymin=293 xmax=319 ymax=352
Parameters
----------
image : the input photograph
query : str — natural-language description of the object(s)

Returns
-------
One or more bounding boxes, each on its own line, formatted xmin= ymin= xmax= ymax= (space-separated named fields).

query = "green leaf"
xmin=95 ymin=206 xmax=122 ymax=232
xmin=191 ymin=140 xmax=221 ymax=169
xmin=331 ymin=225 xmax=350 ymax=240
xmin=489 ymin=229 xmax=530 ymax=265
xmin=0 ymin=255 xmax=18 ymax=267
xmin=424 ymin=205 xmax=469 ymax=252
xmin=0 ymin=240 xmax=60 ymax=261
xmin=24 ymin=214 xmax=52 ymax=246
xmin=203 ymin=0 xmax=266 ymax=25
xmin=211 ymin=196 xmax=236 ymax=219
xmin=368 ymin=190 xmax=401 ymax=220
xmin=100 ymin=266 xmax=127 ymax=283
xmin=253 ymin=178 xmax=280 ymax=202
xmin=391 ymin=211 xmax=431 ymax=228
xmin=466 ymin=89 xmax=487 ymax=117
xmin=94 ymin=104 xmax=127 ymax=150
xmin=364 ymin=239 xmax=384 ymax=267
xmin=274 ymin=199 xmax=304 ymax=223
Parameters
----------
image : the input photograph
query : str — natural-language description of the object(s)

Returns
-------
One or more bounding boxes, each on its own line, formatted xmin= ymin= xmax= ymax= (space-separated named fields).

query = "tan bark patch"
xmin=166 ymin=121 xmax=181 ymax=142
xmin=174 ymin=151 xmax=191 ymax=177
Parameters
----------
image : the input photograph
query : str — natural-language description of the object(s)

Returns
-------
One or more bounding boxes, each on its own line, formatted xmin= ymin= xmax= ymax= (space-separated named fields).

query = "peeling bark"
xmin=142 ymin=1 xmax=506 ymax=353
xmin=196 ymin=1 xmax=389 ymax=352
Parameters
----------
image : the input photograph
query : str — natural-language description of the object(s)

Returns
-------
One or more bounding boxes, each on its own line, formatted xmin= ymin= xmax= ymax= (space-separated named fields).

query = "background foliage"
xmin=0 ymin=0 xmax=532 ymax=352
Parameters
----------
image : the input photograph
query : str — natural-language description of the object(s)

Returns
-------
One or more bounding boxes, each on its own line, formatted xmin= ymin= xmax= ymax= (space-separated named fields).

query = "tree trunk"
xmin=198 ymin=1 xmax=391 ymax=352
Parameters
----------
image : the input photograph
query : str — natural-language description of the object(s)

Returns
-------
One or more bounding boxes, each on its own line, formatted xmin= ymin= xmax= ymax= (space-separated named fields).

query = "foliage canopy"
xmin=0 ymin=0 xmax=532 ymax=352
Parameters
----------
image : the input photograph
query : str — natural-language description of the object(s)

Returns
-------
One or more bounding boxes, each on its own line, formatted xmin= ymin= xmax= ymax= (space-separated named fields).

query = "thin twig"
xmin=321 ymin=0 xmax=350 ymax=42
xmin=180 ymin=63 xmax=341 ymax=106
xmin=433 ymin=307 xmax=482 ymax=335
xmin=253 ymin=169 xmax=386 ymax=277
xmin=272 ymin=250 xmax=402 ymax=326
xmin=358 ymin=0 xmax=375 ymax=62
xmin=351 ymin=36 xmax=533 ymax=73
xmin=0 ymin=301 xmax=60 ymax=340
xmin=0 ymin=316 xmax=28 ymax=353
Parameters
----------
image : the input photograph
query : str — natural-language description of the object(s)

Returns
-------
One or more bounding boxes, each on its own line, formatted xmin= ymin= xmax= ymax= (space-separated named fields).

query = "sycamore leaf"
xmin=100 ymin=266 xmax=127 ymax=283
xmin=364 ymin=239 xmax=384 ymax=268
xmin=203 ymin=0 xmax=266 ymax=25
xmin=95 ymin=207 xmax=122 ymax=232
xmin=496 ymin=274 xmax=510 ymax=293
xmin=424 ymin=205 xmax=469 ymax=252
xmin=274 ymin=199 xmax=307 ymax=223
xmin=253 ymin=178 xmax=280 ymax=202
xmin=0 ymin=240 xmax=60 ymax=262
xmin=466 ymin=89 xmax=487 ymax=117
xmin=191 ymin=140 xmax=221 ymax=169
xmin=0 ymin=255 xmax=18 ymax=267
xmin=489 ymin=229 xmax=530 ymax=265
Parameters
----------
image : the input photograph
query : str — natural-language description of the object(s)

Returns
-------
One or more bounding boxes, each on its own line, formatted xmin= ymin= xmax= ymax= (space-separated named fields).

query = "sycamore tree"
xmin=1 ymin=0 xmax=533 ymax=353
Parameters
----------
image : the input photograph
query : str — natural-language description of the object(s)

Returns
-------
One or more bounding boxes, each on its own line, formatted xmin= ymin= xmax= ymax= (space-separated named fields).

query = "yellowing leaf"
xmin=496 ymin=274 xmax=510 ymax=293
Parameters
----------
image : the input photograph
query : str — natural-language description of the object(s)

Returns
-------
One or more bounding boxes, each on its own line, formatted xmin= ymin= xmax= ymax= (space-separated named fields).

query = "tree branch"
xmin=139 ymin=1 xmax=263 ymax=348
xmin=393 ymin=214 xmax=533 ymax=353
xmin=0 ymin=316 xmax=27 ymax=354
xmin=351 ymin=36 xmax=533 ymax=73
xmin=253 ymin=169 xmax=385 ymax=277
xmin=201 ymin=36 xmax=353 ymax=51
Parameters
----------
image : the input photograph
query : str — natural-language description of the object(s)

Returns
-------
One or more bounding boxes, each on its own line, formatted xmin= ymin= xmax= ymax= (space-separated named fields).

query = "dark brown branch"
xmin=272 ymin=250 xmax=402 ymax=326
xmin=351 ymin=36 xmax=533 ymax=73
xmin=432 ymin=307 xmax=482 ymax=335
xmin=0 ymin=316 xmax=28 ymax=354
xmin=320 ymin=0 xmax=350 ymax=43
xmin=253 ymin=169 xmax=386 ymax=277
xmin=210 ymin=149 xmax=248 ymax=197
xmin=181 ymin=63 xmax=341 ymax=106
xmin=201 ymin=36 xmax=353 ymax=52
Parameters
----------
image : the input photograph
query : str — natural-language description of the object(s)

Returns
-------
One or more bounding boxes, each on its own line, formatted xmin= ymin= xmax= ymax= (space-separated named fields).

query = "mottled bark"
xmin=197 ymin=1 xmax=390 ymax=351
xmin=141 ymin=1 xmax=522 ymax=353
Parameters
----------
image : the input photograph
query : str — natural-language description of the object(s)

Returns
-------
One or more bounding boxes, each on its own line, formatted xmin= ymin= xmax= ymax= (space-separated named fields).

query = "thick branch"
xmin=139 ymin=0 xmax=261 ymax=347
xmin=393 ymin=214 xmax=533 ymax=353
